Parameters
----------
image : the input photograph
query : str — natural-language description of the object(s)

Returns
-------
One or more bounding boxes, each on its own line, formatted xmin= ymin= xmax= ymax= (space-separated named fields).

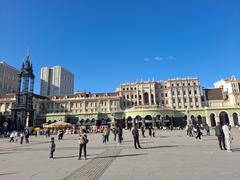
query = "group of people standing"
xmin=9 ymin=130 xmax=30 ymax=144
xmin=102 ymin=126 xmax=123 ymax=145
xmin=140 ymin=125 xmax=156 ymax=138
xmin=186 ymin=124 xmax=210 ymax=140
xmin=215 ymin=122 xmax=233 ymax=152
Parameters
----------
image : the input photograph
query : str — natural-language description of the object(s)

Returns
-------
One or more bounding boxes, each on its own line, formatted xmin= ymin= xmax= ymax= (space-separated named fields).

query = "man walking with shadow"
xmin=215 ymin=122 xmax=227 ymax=151
xmin=132 ymin=124 xmax=142 ymax=149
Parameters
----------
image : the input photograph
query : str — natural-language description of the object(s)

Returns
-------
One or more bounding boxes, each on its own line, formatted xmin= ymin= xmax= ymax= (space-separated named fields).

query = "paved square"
xmin=0 ymin=129 xmax=240 ymax=180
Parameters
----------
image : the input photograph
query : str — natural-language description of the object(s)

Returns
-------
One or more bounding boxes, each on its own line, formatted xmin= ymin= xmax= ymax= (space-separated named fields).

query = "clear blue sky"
xmin=0 ymin=0 xmax=240 ymax=94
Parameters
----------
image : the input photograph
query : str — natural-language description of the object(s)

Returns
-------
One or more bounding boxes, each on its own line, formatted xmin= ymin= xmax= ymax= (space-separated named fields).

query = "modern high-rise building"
xmin=0 ymin=61 xmax=19 ymax=96
xmin=40 ymin=66 xmax=74 ymax=96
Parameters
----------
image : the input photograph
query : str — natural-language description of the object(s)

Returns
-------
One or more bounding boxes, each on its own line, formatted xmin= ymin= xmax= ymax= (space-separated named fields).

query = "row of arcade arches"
xmin=125 ymin=115 xmax=176 ymax=129
xmin=190 ymin=111 xmax=239 ymax=127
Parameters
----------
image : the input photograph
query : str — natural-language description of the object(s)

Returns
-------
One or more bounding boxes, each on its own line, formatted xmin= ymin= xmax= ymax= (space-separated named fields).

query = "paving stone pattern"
xmin=63 ymin=147 xmax=122 ymax=180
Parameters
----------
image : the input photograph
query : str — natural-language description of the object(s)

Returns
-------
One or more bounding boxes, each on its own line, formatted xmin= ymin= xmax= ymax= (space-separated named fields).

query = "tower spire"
xmin=27 ymin=48 xmax=30 ymax=57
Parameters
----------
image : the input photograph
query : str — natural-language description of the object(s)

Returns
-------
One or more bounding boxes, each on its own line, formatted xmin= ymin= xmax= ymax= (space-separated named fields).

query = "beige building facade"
xmin=214 ymin=77 xmax=240 ymax=107
xmin=40 ymin=66 xmax=74 ymax=96
xmin=117 ymin=77 xmax=202 ymax=110
xmin=1 ymin=77 xmax=240 ymax=128
xmin=0 ymin=61 xmax=19 ymax=96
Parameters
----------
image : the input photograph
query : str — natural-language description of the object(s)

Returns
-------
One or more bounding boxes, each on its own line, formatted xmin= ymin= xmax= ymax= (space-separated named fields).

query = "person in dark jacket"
xmin=195 ymin=124 xmax=202 ymax=140
xmin=25 ymin=130 xmax=30 ymax=143
xmin=140 ymin=125 xmax=145 ymax=138
xmin=78 ymin=129 xmax=88 ymax=160
xmin=132 ymin=124 xmax=142 ymax=149
xmin=215 ymin=122 xmax=227 ymax=150
xmin=49 ymin=137 xmax=56 ymax=159
xmin=117 ymin=127 xmax=123 ymax=144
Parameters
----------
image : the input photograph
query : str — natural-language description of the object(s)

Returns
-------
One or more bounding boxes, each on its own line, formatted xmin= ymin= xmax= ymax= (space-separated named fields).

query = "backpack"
xmin=83 ymin=136 xmax=89 ymax=144
xmin=84 ymin=138 xmax=89 ymax=144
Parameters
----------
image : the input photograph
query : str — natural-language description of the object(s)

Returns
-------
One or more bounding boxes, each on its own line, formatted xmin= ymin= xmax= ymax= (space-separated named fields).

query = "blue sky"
xmin=0 ymin=0 xmax=240 ymax=93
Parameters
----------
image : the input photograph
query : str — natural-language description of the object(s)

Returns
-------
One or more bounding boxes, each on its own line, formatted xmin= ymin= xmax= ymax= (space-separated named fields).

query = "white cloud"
xmin=144 ymin=56 xmax=176 ymax=62
xmin=153 ymin=56 xmax=163 ymax=61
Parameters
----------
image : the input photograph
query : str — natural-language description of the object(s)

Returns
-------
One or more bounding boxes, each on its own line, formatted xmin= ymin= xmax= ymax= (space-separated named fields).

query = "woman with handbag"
xmin=78 ymin=129 xmax=88 ymax=160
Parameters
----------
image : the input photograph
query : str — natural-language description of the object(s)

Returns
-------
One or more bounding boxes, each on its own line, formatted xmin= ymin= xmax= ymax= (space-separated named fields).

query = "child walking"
xmin=49 ymin=137 xmax=56 ymax=159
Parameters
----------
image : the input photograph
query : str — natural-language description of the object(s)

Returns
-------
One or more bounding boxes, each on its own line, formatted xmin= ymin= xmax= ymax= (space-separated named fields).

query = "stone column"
xmin=125 ymin=118 xmax=128 ymax=129
xmin=137 ymin=89 xmax=139 ymax=106
xmin=206 ymin=115 xmax=211 ymax=126
xmin=107 ymin=100 xmax=111 ymax=112
xmin=132 ymin=118 xmax=135 ymax=127
xmin=229 ymin=115 xmax=234 ymax=126
xmin=141 ymin=90 xmax=144 ymax=105
xmin=152 ymin=116 xmax=156 ymax=127
xmin=215 ymin=115 xmax=220 ymax=123
xmin=149 ymin=91 xmax=152 ymax=105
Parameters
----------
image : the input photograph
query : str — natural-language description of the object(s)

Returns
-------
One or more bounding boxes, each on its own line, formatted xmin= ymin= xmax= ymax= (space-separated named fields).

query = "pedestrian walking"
xmin=117 ymin=127 xmax=123 ymax=144
xmin=215 ymin=122 xmax=226 ymax=150
xmin=25 ymin=130 xmax=30 ymax=143
xmin=20 ymin=132 xmax=24 ymax=144
xmin=205 ymin=124 xmax=210 ymax=136
xmin=140 ymin=125 xmax=145 ymax=138
xmin=57 ymin=130 xmax=61 ymax=140
xmin=111 ymin=126 xmax=118 ymax=141
xmin=9 ymin=132 xmax=14 ymax=142
xmin=186 ymin=125 xmax=190 ymax=136
xmin=106 ymin=126 xmax=110 ymax=142
xmin=49 ymin=137 xmax=56 ymax=159
xmin=148 ymin=127 xmax=152 ymax=137
xmin=222 ymin=123 xmax=233 ymax=152
xmin=78 ymin=129 xmax=88 ymax=160
xmin=132 ymin=124 xmax=142 ymax=149
xmin=195 ymin=124 xmax=202 ymax=140
xmin=102 ymin=127 xmax=108 ymax=144
xmin=152 ymin=127 xmax=155 ymax=137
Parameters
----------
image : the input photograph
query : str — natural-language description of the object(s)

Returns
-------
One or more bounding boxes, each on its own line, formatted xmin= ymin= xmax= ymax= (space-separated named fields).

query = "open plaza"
xmin=1 ymin=1 xmax=240 ymax=180
xmin=1 ymin=128 xmax=240 ymax=180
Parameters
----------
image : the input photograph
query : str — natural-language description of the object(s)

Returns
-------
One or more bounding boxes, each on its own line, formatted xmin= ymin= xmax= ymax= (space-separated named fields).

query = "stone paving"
xmin=0 ymin=128 xmax=240 ymax=180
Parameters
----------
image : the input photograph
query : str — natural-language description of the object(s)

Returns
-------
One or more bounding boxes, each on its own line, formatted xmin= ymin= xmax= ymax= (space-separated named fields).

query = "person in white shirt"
xmin=222 ymin=123 xmax=233 ymax=152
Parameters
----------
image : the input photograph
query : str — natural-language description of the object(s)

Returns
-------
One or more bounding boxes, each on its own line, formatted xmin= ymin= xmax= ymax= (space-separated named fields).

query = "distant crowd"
xmin=5 ymin=121 xmax=237 ymax=160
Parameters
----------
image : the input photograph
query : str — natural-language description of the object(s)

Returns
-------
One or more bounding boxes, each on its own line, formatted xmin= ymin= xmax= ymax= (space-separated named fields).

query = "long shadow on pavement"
xmin=0 ymin=172 xmax=17 ymax=176
xmin=232 ymin=148 xmax=240 ymax=152
xmin=142 ymin=145 xmax=181 ymax=149
xmin=93 ymin=153 xmax=147 ymax=159
xmin=54 ymin=153 xmax=100 ymax=159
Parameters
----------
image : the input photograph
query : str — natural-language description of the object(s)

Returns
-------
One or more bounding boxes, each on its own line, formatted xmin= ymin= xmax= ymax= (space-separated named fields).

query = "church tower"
xmin=11 ymin=50 xmax=35 ymax=131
